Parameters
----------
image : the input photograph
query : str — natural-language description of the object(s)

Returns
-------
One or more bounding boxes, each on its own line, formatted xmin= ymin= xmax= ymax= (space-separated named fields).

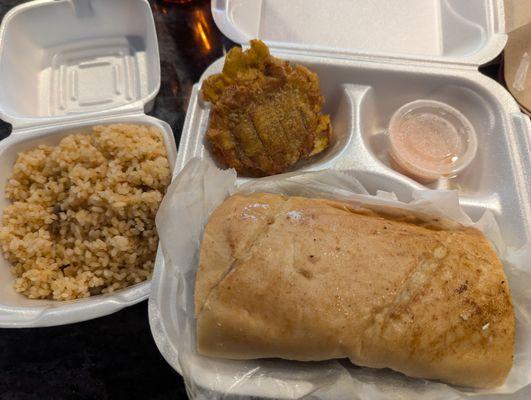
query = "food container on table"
xmin=0 ymin=0 xmax=176 ymax=328
xmin=149 ymin=0 xmax=531 ymax=398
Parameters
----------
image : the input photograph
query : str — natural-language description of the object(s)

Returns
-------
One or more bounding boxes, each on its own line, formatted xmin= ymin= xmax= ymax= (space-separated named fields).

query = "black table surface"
xmin=0 ymin=1 xmax=507 ymax=399
xmin=0 ymin=1 xmax=235 ymax=399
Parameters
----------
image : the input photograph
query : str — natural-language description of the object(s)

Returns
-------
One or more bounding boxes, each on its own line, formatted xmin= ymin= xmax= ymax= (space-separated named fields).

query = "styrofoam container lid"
xmin=0 ymin=0 xmax=171 ymax=327
xmin=0 ymin=0 xmax=160 ymax=130
xmin=212 ymin=0 xmax=507 ymax=66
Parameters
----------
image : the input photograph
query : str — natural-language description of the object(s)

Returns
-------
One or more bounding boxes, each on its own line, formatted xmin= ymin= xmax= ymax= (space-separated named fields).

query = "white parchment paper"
xmin=156 ymin=158 xmax=531 ymax=400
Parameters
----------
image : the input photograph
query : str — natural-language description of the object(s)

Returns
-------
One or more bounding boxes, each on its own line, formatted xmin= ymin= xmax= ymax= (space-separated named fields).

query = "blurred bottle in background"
xmin=153 ymin=0 xmax=235 ymax=80
xmin=150 ymin=0 xmax=236 ymax=131
xmin=162 ymin=0 xmax=195 ymax=4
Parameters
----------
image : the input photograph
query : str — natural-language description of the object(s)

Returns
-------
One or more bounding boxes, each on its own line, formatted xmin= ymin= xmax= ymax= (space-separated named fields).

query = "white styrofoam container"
xmin=0 ymin=0 xmax=176 ymax=327
xmin=149 ymin=0 xmax=531 ymax=398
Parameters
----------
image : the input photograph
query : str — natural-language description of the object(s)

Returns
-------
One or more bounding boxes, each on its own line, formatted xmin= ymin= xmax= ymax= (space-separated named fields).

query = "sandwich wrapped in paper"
xmin=195 ymin=192 xmax=514 ymax=388
xmin=155 ymin=159 xmax=531 ymax=399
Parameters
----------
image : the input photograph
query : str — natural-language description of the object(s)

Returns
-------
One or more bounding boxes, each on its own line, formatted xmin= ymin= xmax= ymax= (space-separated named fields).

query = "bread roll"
xmin=195 ymin=193 xmax=514 ymax=388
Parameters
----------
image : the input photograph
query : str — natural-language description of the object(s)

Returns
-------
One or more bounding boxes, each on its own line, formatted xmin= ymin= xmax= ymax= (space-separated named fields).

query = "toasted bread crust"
xmin=195 ymin=193 xmax=515 ymax=388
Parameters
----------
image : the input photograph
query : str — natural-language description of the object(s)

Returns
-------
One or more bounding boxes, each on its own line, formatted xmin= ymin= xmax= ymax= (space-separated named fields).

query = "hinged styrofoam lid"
xmin=212 ymin=0 xmax=507 ymax=66
xmin=0 ymin=0 xmax=160 ymax=129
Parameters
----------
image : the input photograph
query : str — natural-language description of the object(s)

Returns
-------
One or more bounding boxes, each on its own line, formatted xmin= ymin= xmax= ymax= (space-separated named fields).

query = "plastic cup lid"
xmin=388 ymin=99 xmax=478 ymax=181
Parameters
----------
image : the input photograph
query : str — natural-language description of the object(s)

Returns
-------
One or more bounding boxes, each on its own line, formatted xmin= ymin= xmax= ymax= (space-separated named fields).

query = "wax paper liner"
xmin=155 ymin=158 xmax=531 ymax=400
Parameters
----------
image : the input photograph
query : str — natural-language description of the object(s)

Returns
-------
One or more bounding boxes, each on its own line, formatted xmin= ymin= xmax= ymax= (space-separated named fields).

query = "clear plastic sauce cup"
xmin=388 ymin=100 xmax=478 ymax=183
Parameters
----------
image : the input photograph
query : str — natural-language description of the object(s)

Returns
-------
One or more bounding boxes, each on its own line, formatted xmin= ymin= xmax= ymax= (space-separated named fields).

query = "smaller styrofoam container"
xmin=0 ymin=0 xmax=176 ymax=327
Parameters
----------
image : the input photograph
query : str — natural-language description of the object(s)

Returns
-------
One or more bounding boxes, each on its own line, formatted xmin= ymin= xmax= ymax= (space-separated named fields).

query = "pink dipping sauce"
xmin=388 ymin=100 xmax=477 ymax=182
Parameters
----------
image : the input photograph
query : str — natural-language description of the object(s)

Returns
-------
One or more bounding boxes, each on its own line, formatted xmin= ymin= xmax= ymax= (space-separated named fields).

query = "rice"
xmin=0 ymin=124 xmax=171 ymax=300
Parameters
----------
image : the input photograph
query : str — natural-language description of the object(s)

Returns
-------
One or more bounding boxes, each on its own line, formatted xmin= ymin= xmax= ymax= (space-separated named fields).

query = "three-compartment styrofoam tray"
xmin=149 ymin=0 xmax=531 ymax=398
xmin=0 ymin=0 xmax=176 ymax=327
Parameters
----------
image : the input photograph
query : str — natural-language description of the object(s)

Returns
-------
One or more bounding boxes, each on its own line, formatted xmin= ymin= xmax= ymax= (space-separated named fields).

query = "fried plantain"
xmin=201 ymin=40 xmax=331 ymax=177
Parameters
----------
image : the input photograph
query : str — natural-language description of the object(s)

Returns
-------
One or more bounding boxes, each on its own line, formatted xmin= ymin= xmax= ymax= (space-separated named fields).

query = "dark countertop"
xmin=0 ymin=1 xmax=235 ymax=399
xmin=0 ymin=1 xmax=508 ymax=400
